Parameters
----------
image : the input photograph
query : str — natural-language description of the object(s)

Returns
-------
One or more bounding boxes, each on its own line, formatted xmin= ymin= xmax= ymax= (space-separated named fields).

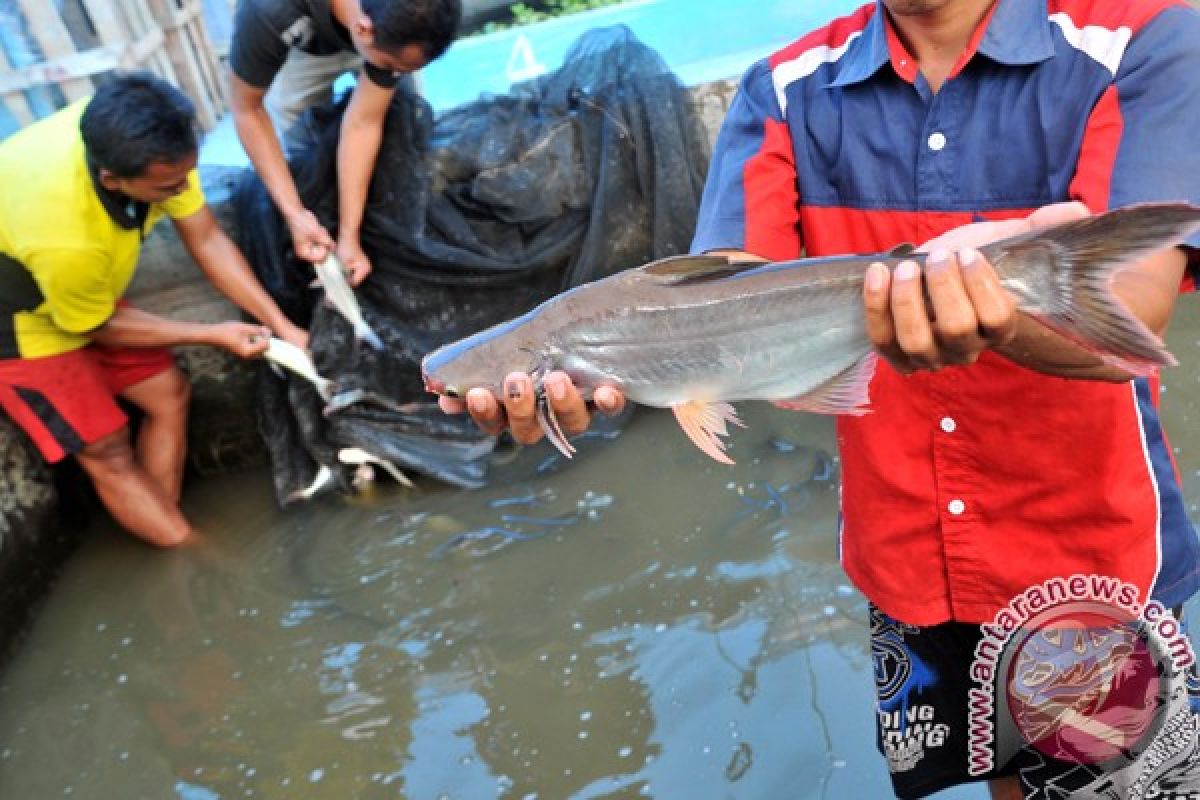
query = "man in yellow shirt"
xmin=0 ymin=72 xmax=306 ymax=548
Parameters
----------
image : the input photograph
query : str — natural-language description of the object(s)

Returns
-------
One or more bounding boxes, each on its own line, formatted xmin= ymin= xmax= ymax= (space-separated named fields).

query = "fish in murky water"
xmin=263 ymin=337 xmax=336 ymax=401
xmin=422 ymin=204 xmax=1200 ymax=464
xmin=313 ymin=254 xmax=384 ymax=350
xmin=338 ymin=447 xmax=414 ymax=487
xmin=286 ymin=464 xmax=336 ymax=503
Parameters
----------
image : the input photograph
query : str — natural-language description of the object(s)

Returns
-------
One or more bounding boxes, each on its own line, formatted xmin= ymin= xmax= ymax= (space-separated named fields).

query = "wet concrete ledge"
xmin=0 ymin=79 xmax=739 ymax=656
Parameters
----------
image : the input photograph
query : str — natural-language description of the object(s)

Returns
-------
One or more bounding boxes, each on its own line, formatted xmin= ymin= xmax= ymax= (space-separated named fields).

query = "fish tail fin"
xmin=671 ymin=400 xmax=745 ymax=465
xmin=985 ymin=203 xmax=1200 ymax=374
xmin=357 ymin=323 xmax=385 ymax=351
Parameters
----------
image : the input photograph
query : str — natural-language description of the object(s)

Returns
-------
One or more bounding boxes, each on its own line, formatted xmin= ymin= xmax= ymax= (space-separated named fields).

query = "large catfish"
xmin=421 ymin=204 xmax=1200 ymax=464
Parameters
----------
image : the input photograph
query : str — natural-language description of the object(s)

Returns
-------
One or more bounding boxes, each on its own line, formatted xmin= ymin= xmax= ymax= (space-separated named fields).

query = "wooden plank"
xmin=185 ymin=15 xmax=228 ymax=107
xmin=0 ymin=48 xmax=37 ymax=127
xmin=80 ymin=0 xmax=133 ymax=47
xmin=15 ymin=0 xmax=94 ymax=100
xmin=0 ymin=30 xmax=165 ymax=95
xmin=145 ymin=0 xmax=225 ymax=129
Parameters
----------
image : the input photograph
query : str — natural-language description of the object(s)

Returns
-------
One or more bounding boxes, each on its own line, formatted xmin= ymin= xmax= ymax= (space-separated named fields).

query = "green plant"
xmin=479 ymin=0 xmax=630 ymax=34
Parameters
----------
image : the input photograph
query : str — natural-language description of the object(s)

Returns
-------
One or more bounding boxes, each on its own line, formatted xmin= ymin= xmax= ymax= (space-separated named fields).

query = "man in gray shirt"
xmin=228 ymin=0 xmax=460 ymax=285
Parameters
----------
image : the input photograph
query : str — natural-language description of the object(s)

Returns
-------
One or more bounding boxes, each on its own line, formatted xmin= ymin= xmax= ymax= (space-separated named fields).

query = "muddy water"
xmin=3 ymin=305 xmax=1200 ymax=800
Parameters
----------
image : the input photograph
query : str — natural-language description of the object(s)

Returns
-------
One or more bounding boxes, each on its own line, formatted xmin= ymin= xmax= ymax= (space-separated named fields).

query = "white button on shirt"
xmin=940 ymin=417 xmax=956 ymax=433
xmin=927 ymin=131 xmax=947 ymax=151
xmin=948 ymin=499 xmax=966 ymax=515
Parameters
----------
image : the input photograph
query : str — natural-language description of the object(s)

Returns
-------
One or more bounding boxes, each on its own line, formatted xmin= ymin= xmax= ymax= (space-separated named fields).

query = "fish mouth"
xmin=422 ymin=373 xmax=447 ymax=395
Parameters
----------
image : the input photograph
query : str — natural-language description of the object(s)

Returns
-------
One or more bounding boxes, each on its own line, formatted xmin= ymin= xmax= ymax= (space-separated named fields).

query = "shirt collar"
xmin=826 ymin=0 xmax=1055 ymax=89
xmin=85 ymin=152 xmax=149 ymax=233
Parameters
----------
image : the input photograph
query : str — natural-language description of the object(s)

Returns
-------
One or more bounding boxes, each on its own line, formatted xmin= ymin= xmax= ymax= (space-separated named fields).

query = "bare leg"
xmin=75 ymin=427 xmax=192 ymax=547
xmin=120 ymin=366 xmax=190 ymax=503
xmin=989 ymin=776 xmax=1024 ymax=799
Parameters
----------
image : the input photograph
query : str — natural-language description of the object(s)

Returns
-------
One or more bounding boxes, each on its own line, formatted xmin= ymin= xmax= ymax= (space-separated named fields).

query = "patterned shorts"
xmin=870 ymin=601 xmax=1200 ymax=799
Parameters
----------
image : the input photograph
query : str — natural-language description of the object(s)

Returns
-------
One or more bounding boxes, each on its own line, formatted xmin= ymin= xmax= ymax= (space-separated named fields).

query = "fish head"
xmin=421 ymin=316 xmax=545 ymax=401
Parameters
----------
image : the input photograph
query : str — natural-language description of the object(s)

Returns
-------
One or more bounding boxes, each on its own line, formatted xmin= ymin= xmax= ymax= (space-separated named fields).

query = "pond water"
xmin=4 ymin=303 xmax=1200 ymax=799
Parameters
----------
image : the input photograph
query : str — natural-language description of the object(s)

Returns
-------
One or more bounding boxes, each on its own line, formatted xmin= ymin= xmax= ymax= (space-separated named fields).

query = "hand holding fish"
xmin=211 ymin=322 xmax=273 ymax=359
xmin=864 ymin=202 xmax=1092 ymax=374
xmin=437 ymin=370 xmax=625 ymax=446
xmin=336 ymin=237 xmax=373 ymax=287
xmin=285 ymin=206 xmax=336 ymax=265
xmin=424 ymin=203 xmax=1199 ymax=463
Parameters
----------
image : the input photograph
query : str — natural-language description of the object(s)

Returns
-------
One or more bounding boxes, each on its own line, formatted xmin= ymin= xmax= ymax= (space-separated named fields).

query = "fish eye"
xmin=444 ymin=388 xmax=460 ymax=398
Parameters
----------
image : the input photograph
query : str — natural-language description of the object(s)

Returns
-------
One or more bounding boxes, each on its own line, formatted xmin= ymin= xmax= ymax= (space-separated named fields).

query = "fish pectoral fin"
xmin=772 ymin=352 xmax=878 ymax=415
xmin=671 ymin=400 xmax=745 ymax=465
xmin=885 ymin=242 xmax=917 ymax=258
xmin=641 ymin=254 xmax=765 ymax=286
xmin=536 ymin=395 xmax=577 ymax=459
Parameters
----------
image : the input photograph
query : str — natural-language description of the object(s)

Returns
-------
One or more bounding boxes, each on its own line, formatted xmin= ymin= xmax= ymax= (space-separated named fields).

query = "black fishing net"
xmin=236 ymin=25 xmax=711 ymax=504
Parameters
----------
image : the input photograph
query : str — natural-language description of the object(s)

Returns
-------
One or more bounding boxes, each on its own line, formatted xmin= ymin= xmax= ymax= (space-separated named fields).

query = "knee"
xmin=163 ymin=369 xmax=191 ymax=413
xmin=146 ymin=369 xmax=191 ymax=421
xmin=78 ymin=427 xmax=136 ymax=473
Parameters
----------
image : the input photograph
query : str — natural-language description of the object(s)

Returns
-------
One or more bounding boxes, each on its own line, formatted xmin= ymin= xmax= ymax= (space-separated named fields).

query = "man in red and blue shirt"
xmin=448 ymin=0 xmax=1200 ymax=795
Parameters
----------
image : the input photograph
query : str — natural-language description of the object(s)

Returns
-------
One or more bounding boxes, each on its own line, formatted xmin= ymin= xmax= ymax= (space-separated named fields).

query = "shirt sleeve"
xmin=362 ymin=61 xmax=399 ymax=89
xmin=159 ymin=170 xmax=207 ymax=220
xmin=690 ymin=59 xmax=802 ymax=261
xmin=28 ymin=248 xmax=115 ymax=335
xmin=229 ymin=1 xmax=291 ymax=88
xmin=1071 ymin=4 xmax=1200 ymax=283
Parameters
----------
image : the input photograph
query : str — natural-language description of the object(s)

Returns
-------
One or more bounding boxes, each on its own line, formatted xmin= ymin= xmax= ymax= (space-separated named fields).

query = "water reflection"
xmin=4 ymin=306 xmax=1200 ymax=799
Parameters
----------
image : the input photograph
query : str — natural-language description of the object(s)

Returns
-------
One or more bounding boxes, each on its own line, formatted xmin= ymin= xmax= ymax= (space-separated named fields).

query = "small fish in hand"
xmin=263 ymin=337 xmax=336 ymax=401
xmin=422 ymin=203 xmax=1200 ymax=464
xmin=313 ymin=254 xmax=384 ymax=350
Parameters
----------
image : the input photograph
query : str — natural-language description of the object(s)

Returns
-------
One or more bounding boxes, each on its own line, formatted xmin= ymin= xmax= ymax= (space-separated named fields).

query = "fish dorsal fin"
xmin=772 ymin=352 xmax=878 ymax=415
xmin=671 ymin=400 xmax=746 ymax=464
xmin=642 ymin=255 xmax=765 ymax=286
xmin=886 ymin=243 xmax=917 ymax=258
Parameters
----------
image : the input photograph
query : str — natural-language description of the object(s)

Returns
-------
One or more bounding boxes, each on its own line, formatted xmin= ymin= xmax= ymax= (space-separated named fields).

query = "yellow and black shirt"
xmin=0 ymin=99 xmax=206 ymax=359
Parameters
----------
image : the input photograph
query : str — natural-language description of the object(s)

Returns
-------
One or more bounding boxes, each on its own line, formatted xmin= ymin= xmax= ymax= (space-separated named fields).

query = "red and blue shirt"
xmin=692 ymin=0 xmax=1200 ymax=626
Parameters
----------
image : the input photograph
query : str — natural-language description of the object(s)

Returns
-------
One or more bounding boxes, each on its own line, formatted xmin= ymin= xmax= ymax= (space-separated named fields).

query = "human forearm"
xmin=90 ymin=306 xmax=222 ymax=349
xmin=335 ymin=116 xmax=383 ymax=243
xmin=173 ymin=209 xmax=307 ymax=346
xmin=231 ymin=103 xmax=306 ymax=218
xmin=189 ymin=228 xmax=295 ymax=333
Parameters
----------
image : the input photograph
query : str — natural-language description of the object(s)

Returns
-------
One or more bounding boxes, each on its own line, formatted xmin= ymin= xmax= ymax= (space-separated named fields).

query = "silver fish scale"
xmin=555 ymin=274 xmax=871 ymax=407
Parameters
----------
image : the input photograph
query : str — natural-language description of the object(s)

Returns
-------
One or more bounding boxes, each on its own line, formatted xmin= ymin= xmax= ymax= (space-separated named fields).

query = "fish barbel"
xmin=313 ymin=254 xmax=385 ymax=350
xmin=421 ymin=204 xmax=1200 ymax=464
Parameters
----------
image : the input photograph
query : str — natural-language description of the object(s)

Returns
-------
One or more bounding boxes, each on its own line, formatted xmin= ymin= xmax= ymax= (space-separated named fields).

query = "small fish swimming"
xmin=313 ymin=254 xmax=385 ymax=350
xmin=286 ymin=464 xmax=336 ymax=504
xmin=263 ymin=337 xmax=336 ymax=401
xmin=421 ymin=203 xmax=1200 ymax=464
xmin=337 ymin=447 xmax=414 ymax=487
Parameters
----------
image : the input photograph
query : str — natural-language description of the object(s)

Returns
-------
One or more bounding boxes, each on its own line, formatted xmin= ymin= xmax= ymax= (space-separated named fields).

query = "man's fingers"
xmin=438 ymin=395 xmax=466 ymax=414
xmin=593 ymin=385 xmax=626 ymax=416
xmin=863 ymin=262 xmax=913 ymax=374
xmin=466 ymin=387 xmax=506 ymax=437
xmin=924 ymin=249 xmax=986 ymax=365
xmin=889 ymin=259 xmax=940 ymax=369
xmin=958 ymin=248 xmax=1018 ymax=346
xmin=543 ymin=371 xmax=590 ymax=435
xmin=500 ymin=372 xmax=541 ymax=443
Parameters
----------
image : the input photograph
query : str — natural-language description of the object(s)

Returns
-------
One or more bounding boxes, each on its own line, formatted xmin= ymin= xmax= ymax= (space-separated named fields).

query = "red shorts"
xmin=0 ymin=345 xmax=176 ymax=463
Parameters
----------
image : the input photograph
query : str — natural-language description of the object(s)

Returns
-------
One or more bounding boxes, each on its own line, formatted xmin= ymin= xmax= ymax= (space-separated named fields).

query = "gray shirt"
xmin=229 ymin=0 xmax=398 ymax=89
